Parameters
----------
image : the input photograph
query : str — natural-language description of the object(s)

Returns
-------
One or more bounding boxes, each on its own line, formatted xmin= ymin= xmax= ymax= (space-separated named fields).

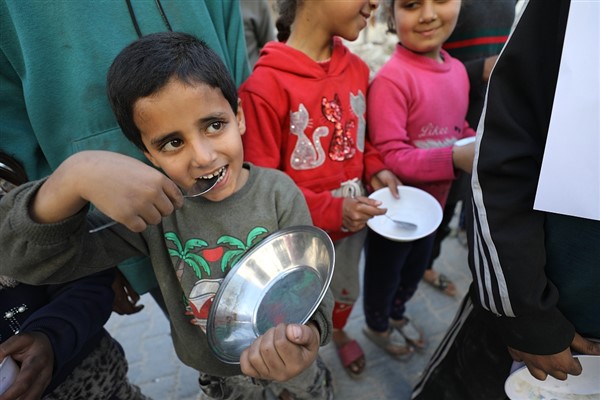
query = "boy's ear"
xmin=237 ymin=98 xmax=246 ymax=136
xmin=143 ymin=151 xmax=161 ymax=168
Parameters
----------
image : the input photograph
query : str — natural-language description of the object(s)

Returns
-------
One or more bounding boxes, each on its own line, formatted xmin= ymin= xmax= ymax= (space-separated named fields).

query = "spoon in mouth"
xmin=185 ymin=172 xmax=221 ymax=197
xmin=384 ymin=214 xmax=418 ymax=230
xmin=88 ymin=174 xmax=220 ymax=233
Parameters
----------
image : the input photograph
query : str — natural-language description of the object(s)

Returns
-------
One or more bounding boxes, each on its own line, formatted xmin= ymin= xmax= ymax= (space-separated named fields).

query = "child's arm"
xmin=31 ymin=151 xmax=183 ymax=232
xmin=341 ymin=196 xmax=384 ymax=232
xmin=452 ymin=141 xmax=475 ymax=174
xmin=239 ymin=322 xmax=320 ymax=381
xmin=341 ymin=170 xmax=402 ymax=233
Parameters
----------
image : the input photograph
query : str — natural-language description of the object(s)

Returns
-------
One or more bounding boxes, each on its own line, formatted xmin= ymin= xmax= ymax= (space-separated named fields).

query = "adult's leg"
xmin=45 ymin=332 xmax=150 ymax=400
xmin=412 ymin=292 xmax=512 ymax=400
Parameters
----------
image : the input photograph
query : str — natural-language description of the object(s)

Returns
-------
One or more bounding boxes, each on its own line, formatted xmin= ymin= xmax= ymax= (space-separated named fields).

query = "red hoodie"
xmin=240 ymin=38 xmax=386 ymax=240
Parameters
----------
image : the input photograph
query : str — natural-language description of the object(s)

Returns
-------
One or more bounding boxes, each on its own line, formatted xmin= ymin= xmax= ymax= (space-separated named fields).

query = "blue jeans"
xmin=363 ymin=229 xmax=435 ymax=332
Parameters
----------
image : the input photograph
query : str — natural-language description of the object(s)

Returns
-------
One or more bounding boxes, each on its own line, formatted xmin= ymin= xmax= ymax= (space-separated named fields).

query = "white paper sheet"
xmin=534 ymin=1 xmax=600 ymax=221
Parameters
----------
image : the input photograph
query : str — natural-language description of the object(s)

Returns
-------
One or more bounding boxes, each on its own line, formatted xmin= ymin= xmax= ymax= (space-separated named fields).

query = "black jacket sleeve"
xmin=468 ymin=0 xmax=575 ymax=355
xmin=20 ymin=269 xmax=116 ymax=379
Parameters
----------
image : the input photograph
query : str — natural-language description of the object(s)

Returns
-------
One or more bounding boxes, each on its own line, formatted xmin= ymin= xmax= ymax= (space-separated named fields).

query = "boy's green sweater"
xmin=0 ymin=164 xmax=333 ymax=377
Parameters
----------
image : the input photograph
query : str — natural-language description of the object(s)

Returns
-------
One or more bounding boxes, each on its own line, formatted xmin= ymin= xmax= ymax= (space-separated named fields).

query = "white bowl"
xmin=505 ymin=355 xmax=600 ymax=399
xmin=367 ymin=186 xmax=443 ymax=242
xmin=206 ymin=225 xmax=335 ymax=364
xmin=0 ymin=356 xmax=19 ymax=395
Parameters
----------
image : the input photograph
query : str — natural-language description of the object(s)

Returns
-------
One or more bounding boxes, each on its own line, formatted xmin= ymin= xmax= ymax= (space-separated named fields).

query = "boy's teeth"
xmin=200 ymin=167 xmax=224 ymax=180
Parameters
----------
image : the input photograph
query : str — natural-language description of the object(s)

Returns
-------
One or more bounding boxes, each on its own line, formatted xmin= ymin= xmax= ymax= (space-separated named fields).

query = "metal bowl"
xmin=206 ymin=225 xmax=335 ymax=364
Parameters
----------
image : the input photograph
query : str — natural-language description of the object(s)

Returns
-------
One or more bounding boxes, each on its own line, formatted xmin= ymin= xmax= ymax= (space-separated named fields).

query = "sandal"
xmin=362 ymin=326 xmax=414 ymax=360
xmin=423 ymin=270 xmax=457 ymax=297
xmin=390 ymin=317 xmax=426 ymax=350
xmin=335 ymin=338 xmax=366 ymax=378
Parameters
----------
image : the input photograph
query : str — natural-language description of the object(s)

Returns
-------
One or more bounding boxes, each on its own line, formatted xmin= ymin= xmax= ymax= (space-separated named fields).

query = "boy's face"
xmin=134 ymin=79 xmax=247 ymax=202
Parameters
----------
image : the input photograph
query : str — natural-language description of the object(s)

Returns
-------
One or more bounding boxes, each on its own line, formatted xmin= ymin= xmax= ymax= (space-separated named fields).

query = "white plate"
xmin=0 ymin=356 xmax=19 ymax=394
xmin=367 ymin=186 xmax=443 ymax=242
xmin=505 ymin=355 xmax=600 ymax=399
xmin=454 ymin=136 xmax=476 ymax=147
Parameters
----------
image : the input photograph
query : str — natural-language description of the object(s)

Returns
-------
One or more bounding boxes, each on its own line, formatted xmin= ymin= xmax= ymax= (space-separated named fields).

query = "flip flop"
xmin=362 ymin=326 xmax=414 ymax=360
xmin=335 ymin=339 xmax=366 ymax=379
xmin=423 ymin=271 xmax=457 ymax=297
xmin=390 ymin=317 xmax=426 ymax=350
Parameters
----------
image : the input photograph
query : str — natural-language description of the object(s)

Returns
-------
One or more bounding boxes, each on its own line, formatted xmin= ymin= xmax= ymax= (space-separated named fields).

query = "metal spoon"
xmin=384 ymin=214 xmax=418 ymax=230
xmin=89 ymin=176 xmax=220 ymax=233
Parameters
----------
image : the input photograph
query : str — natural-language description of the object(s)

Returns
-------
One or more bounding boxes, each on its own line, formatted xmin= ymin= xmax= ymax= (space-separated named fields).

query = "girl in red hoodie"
xmin=239 ymin=0 xmax=400 ymax=379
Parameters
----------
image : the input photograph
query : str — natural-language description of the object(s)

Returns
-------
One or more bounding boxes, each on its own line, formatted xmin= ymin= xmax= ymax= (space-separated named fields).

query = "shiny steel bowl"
xmin=206 ymin=225 xmax=335 ymax=364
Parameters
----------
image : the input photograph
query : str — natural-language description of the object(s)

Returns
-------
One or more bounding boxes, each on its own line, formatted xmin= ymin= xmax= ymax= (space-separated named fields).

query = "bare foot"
xmin=362 ymin=326 xmax=414 ymax=358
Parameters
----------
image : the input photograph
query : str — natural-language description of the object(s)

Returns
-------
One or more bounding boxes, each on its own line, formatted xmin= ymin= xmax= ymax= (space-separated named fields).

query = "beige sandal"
xmin=390 ymin=317 xmax=426 ymax=350
xmin=362 ymin=326 xmax=414 ymax=360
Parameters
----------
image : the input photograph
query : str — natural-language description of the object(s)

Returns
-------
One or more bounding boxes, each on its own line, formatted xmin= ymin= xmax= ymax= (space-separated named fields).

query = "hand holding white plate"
xmin=367 ymin=186 xmax=443 ymax=242
xmin=505 ymin=355 xmax=600 ymax=399
xmin=0 ymin=356 xmax=19 ymax=395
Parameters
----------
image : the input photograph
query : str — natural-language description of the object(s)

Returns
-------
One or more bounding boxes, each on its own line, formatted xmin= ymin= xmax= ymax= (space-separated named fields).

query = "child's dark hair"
xmin=107 ymin=31 xmax=238 ymax=151
xmin=386 ymin=0 xmax=397 ymax=34
xmin=274 ymin=0 xmax=298 ymax=42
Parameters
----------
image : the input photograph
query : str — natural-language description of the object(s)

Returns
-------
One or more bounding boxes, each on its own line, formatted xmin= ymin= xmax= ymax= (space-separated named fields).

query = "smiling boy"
xmin=0 ymin=32 xmax=333 ymax=399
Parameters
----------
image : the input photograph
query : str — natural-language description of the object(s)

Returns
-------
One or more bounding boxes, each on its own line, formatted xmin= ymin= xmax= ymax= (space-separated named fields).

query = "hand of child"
xmin=483 ymin=55 xmax=499 ymax=83
xmin=507 ymin=333 xmax=600 ymax=381
xmin=452 ymin=141 xmax=475 ymax=174
xmin=240 ymin=323 xmax=320 ymax=382
xmin=111 ymin=269 xmax=144 ymax=315
xmin=32 ymin=151 xmax=184 ymax=232
xmin=342 ymin=196 xmax=384 ymax=232
xmin=370 ymin=169 xmax=402 ymax=199
xmin=0 ymin=332 xmax=53 ymax=400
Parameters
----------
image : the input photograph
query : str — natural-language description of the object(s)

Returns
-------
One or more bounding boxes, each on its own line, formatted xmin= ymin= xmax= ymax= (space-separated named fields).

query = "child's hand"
xmin=32 ymin=151 xmax=184 ymax=232
xmin=342 ymin=196 xmax=384 ymax=232
xmin=240 ymin=323 xmax=320 ymax=382
xmin=508 ymin=333 xmax=600 ymax=381
xmin=370 ymin=169 xmax=402 ymax=199
xmin=0 ymin=332 xmax=53 ymax=400
xmin=112 ymin=269 xmax=144 ymax=315
xmin=483 ymin=55 xmax=499 ymax=83
xmin=452 ymin=142 xmax=475 ymax=174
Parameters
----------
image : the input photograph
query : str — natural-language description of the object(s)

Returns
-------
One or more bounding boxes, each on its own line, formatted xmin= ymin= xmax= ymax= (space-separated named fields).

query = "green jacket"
xmin=0 ymin=0 xmax=250 ymax=292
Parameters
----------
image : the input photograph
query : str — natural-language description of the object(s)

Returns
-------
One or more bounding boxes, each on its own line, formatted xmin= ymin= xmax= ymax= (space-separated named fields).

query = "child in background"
xmin=240 ymin=0 xmax=275 ymax=68
xmin=0 ymin=152 xmax=148 ymax=400
xmin=0 ymin=32 xmax=333 ymax=400
xmin=362 ymin=0 xmax=475 ymax=357
xmin=239 ymin=0 xmax=400 ymax=379
xmin=423 ymin=0 xmax=516 ymax=296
